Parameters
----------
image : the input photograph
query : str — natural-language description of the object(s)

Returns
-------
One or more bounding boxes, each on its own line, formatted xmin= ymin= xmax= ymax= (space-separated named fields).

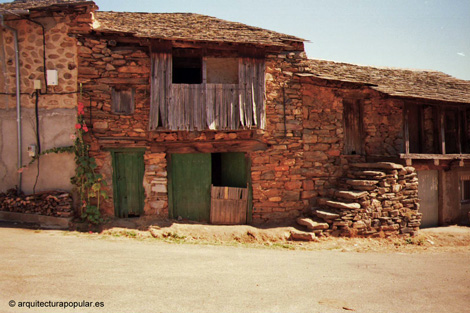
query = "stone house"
xmin=1 ymin=0 xmax=470 ymax=235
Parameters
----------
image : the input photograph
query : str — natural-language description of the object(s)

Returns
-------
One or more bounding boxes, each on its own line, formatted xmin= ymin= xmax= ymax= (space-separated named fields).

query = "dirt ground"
xmin=96 ymin=217 xmax=470 ymax=253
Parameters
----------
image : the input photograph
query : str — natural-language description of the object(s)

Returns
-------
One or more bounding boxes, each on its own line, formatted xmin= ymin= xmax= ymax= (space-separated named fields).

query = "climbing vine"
xmin=25 ymin=101 xmax=107 ymax=224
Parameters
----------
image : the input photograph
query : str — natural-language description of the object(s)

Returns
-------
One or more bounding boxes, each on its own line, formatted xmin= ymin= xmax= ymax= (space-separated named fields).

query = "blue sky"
xmin=2 ymin=0 xmax=469 ymax=79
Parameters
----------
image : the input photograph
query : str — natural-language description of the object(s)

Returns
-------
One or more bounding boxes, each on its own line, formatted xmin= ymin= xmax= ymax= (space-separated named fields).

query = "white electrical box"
xmin=34 ymin=80 xmax=42 ymax=90
xmin=46 ymin=70 xmax=58 ymax=86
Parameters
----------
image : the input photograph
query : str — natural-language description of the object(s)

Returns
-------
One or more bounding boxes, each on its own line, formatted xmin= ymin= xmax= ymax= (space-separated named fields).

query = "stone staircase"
xmin=294 ymin=162 xmax=422 ymax=240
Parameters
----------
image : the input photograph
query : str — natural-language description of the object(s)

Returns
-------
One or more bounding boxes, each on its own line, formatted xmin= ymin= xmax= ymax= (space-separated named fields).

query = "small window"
xmin=112 ymin=88 xmax=135 ymax=114
xmin=172 ymin=57 xmax=202 ymax=84
xmin=461 ymin=179 xmax=470 ymax=203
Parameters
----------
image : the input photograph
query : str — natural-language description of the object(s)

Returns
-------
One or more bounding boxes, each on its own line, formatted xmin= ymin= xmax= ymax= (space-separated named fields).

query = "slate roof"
xmin=93 ymin=11 xmax=304 ymax=47
xmin=299 ymin=59 xmax=470 ymax=104
xmin=0 ymin=0 xmax=93 ymax=11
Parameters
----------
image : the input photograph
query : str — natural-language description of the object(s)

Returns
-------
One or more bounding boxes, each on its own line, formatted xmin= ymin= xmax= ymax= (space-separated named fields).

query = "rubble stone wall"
xmin=314 ymin=162 xmax=421 ymax=237
xmin=0 ymin=10 xmax=91 ymax=194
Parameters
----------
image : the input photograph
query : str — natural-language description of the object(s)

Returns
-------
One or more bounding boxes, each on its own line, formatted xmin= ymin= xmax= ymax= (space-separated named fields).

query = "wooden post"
xmin=457 ymin=109 xmax=462 ymax=154
xmin=438 ymin=107 xmax=446 ymax=154
xmin=419 ymin=105 xmax=425 ymax=153
xmin=404 ymin=103 xmax=410 ymax=155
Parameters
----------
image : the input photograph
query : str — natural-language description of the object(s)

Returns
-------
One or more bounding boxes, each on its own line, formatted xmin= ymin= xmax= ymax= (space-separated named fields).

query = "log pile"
xmin=0 ymin=189 xmax=74 ymax=218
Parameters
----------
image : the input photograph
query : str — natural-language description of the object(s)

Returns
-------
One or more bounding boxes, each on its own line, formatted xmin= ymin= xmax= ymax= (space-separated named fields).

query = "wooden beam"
xmin=406 ymin=159 xmax=413 ymax=166
xmin=149 ymin=139 xmax=268 ymax=154
xmin=399 ymin=153 xmax=470 ymax=160
xmin=434 ymin=159 xmax=440 ymax=166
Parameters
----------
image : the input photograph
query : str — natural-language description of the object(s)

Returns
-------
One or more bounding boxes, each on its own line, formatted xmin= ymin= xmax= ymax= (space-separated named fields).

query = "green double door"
xmin=112 ymin=150 xmax=145 ymax=218
xmin=170 ymin=152 xmax=248 ymax=222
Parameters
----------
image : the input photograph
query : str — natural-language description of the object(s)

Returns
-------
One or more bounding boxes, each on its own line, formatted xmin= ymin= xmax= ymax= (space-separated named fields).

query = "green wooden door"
xmin=170 ymin=153 xmax=212 ymax=221
xmin=112 ymin=151 xmax=145 ymax=218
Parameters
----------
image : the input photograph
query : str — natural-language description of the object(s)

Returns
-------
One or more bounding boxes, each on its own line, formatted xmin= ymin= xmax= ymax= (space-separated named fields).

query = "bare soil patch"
xmin=97 ymin=218 xmax=470 ymax=253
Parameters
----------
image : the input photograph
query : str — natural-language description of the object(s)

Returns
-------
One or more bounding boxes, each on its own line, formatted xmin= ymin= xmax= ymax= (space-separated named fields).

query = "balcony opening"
xmin=172 ymin=56 xmax=202 ymax=84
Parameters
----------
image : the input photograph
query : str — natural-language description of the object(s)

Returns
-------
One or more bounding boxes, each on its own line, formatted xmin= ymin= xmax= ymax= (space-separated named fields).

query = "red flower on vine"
xmin=75 ymin=123 xmax=81 ymax=129
xmin=83 ymin=125 xmax=89 ymax=132
xmin=77 ymin=102 xmax=85 ymax=115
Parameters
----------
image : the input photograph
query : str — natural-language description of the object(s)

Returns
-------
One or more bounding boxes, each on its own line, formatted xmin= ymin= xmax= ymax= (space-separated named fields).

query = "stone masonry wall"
xmin=0 ymin=9 xmax=92 ymax=193
xmin=250 ymin=51 xmax=309 ymax=222
xmin=312 ymin=162 xmax=421 ymax=237
xmin=78 ymin=36 xmax=153 ymax=216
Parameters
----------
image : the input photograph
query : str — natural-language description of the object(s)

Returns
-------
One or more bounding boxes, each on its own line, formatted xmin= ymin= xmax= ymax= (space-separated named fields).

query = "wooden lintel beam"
xmin=149 ymin=139 xmax=268 ymax=154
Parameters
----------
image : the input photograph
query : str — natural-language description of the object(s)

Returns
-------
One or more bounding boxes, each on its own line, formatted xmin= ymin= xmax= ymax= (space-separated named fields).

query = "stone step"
xmin=296 ymin=217 xmax=329 ymax=231
xmin=335 ymin=190 xmax=368 ymax=200
xmin=345 ymin=179 xmax=379 ymax=187
xmin=349 ymin=170 xmax=386 ymax=179
xmin=312 ymin=209 xmax=340 ymax=221
xmin=290 ymin=229 xmax=319 ymax=242
xmin=325 ymin=200 xmax=361 ymax=210
xmin=351 ymin=162 xmax=404 ymax=170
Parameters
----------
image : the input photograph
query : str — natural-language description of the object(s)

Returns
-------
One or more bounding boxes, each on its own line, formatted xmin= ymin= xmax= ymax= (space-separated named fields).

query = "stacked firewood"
xmin=0 ymin=189 xmax=74 ymax=218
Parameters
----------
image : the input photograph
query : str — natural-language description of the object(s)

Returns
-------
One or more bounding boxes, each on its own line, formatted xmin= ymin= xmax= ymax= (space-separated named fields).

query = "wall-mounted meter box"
xmin=28 ymin=144 xmax=37 ymax=158
xmin=46 ymin=70 xmax=58 ymax=86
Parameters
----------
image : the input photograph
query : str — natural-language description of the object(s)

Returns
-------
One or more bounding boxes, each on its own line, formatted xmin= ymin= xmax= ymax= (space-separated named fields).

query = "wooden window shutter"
xmin=112 ymin=88 xmax=135 ymax=114
xmin=239 ymin=58 xmax=266 ymax=129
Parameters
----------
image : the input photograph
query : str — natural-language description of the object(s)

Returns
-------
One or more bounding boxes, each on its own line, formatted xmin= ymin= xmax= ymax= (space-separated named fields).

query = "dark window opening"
xmin=461 ymin=180 xmax=470 ymax=203
xmin=211 ymin=153 xmax=247 ymax=188
xmin=172 ymin=57 xmax=202 ymax=84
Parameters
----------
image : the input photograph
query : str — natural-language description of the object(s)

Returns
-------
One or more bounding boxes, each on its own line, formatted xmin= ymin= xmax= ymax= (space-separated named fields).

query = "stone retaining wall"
xmin=312 ymin=162 xmax=421 ymax=237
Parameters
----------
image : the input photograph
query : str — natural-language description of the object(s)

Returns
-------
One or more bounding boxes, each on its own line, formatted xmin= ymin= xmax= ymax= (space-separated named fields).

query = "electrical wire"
xmin=32 ymin=90 xmax=41 ymax=194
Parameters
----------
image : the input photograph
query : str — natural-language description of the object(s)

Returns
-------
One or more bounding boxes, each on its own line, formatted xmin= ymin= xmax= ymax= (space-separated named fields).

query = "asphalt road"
xmin=0 ymin=227 xmax=469 ymax=313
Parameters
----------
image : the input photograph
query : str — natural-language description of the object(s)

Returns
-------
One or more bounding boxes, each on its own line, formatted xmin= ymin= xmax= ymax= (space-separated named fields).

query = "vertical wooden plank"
xmin=164 ymin=54 xmax=172 ymax=129
xmin=238 ymin=58 xmax=246 ymax=127
xmin=206 ymin=84 xmax=216 ymax=130
xmin=245 ymin=58 xmax=253 ymax=128
xmin=256 ymin=60 xmax=266 ymax=129
xmin=149 ymin=55 xmax=158 ymax=130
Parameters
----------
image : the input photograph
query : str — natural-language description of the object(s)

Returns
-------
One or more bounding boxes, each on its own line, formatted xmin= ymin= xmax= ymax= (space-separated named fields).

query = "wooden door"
xmin=417 ymin=170 xmax=439 ymax=228
xmin=343 ymin=99 xmax=364 ymax=155
xmin=112 ymin=151 xmax=145 ymax=218
xmin=170 ymin=153 xmax=212 ymax=221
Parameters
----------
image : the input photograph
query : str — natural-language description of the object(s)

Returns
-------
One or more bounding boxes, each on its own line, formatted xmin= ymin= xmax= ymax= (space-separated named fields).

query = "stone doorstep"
xmin=0 ymin=211 xmax=72 ymax=230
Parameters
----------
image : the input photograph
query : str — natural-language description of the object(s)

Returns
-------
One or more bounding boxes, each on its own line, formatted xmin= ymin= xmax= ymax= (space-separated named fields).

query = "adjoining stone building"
xmin=1 ymin=0 xmax=470 ymax=235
